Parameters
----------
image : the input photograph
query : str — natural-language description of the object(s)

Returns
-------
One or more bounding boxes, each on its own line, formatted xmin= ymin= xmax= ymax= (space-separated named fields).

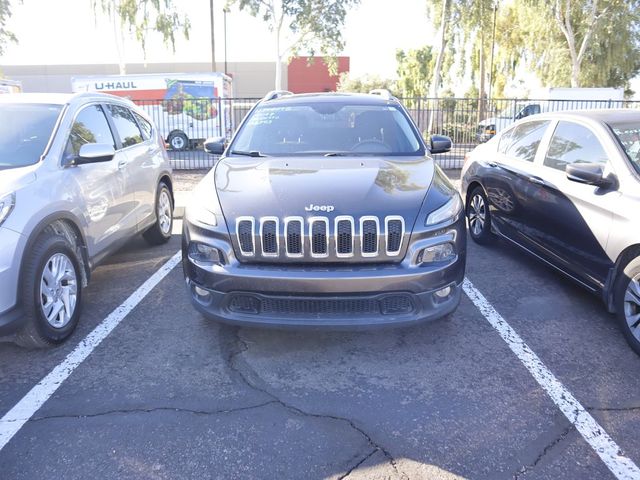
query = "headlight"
xmin=0 ymin=193 xmax=15 ymax=227
xmin=418 ymin=242 xmax=456 ymax=264
xmin=188 ymin=242 xmax=223 ymax=265
xmin=185 ymin=174 xmax=223 ymax=227
xmin=426 ymin=194 xmax=462 ymax=226
xmin=186 ymin=203 xmax=218 ymax=226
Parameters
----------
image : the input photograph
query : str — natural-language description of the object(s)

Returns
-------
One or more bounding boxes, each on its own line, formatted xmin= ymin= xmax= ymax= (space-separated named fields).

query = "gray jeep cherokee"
xmin=182 ymin=91 xmax=466 ymax=327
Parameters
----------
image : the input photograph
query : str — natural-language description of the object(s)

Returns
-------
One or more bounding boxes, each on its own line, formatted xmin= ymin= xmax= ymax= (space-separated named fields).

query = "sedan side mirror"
xmin=566 ymin=163 xmax=614 ymax=188
xmin=204 ymin=136 xmax=226 ymax=155
xmin=69 ymin=143 xmax=115 ymax=166
xmin=430 ymin=135 xmax=452 ymax=154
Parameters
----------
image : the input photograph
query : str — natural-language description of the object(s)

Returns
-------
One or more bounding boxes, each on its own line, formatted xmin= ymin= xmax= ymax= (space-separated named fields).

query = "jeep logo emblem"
xmin=305 ymin=204 xmax=335 ymax=213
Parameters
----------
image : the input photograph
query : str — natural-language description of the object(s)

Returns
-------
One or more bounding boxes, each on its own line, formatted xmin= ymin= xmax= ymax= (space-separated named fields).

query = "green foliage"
xmin=395 ymin=46 xmax=434 ymax=98
xmin=231 ymin=0 xmax=360 ymax=71
xmin=497 ymin=0 xmax=640 ymax=90
xmin=92 ymin=0 xmax=190 ymax=52
xmin=336 ymin=73 xmax=396 ymax=94
xmin=0 ymin=0 xmax=16 ymax=55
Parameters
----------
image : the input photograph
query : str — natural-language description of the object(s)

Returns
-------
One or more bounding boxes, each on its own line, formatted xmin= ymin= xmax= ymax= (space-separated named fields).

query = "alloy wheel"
xmin=468 ymin=194 xmax=486 ymax=236
xmin=624 ymin=274 xmax=640 ymax=342
xmin=40 ymin=253 xmax=78 ymax=328
xmin=158 ymin=190 xmax=172 ymax=235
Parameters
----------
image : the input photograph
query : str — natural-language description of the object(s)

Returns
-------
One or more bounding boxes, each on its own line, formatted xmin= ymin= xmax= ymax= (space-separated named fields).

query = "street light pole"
xmin=210 ymin=0 xmax=216 ymax=72
xmin=224 ymin=7 xmax=229 ymax=75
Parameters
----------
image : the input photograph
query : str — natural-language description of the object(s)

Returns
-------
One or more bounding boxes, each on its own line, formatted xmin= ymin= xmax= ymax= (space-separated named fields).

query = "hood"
xmin=215 ymin=156 xmax=434 ymax=225
xmin=0 ymin=165 xmax=38 ymax=197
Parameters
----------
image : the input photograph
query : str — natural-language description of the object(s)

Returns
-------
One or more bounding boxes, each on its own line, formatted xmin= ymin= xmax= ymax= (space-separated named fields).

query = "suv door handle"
xmin=117 ymin=160 xmax=128 ymax=170
xmin=488 ymin=161 xmax=498 ymax=168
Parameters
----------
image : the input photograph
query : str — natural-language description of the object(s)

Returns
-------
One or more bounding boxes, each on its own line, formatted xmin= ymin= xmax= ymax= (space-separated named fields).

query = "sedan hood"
xmin=0 ymin=165 xmax=37 ymax=197
xmin=215 ymin=156 xmax=434 ymax=225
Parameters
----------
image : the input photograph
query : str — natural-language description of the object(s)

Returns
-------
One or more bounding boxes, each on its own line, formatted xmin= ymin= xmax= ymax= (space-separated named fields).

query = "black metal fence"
xmin=135 ymin=96 xmax=640 ymax=170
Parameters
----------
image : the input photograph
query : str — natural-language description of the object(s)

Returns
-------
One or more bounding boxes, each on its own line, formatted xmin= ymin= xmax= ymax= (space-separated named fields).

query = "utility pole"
xmin=224 ymin=7 xmax=229 ymax=75
xmin=210 ymin=0 xmax=216 ymax=72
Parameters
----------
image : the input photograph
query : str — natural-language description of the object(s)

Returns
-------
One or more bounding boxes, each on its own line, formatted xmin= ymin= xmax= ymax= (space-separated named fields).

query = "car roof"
xmin=262 ymin=92 xmax=399 ymax=107
xmin=535 ymin=109 xmax=640 ymax=123
xmin=0 ymin=92 xmax=135 ymax=106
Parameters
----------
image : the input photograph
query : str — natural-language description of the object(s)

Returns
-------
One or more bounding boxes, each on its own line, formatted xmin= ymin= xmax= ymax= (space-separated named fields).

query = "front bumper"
xmin=0 ymin=226 xmax=26 ymax=335
xmin=182 ymin=213 xmax=466 ymax=328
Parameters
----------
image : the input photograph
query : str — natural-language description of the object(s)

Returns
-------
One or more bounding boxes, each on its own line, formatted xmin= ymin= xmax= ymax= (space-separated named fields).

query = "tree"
xmin=395 ymin=46 xmax=434 ymax=99
xmin=92 ymin=0 xmax=191 ymax=75
xmin=497 ymin=0 xmax=640 ymax=90
xmin=336 ymin=73 xmax=396 ymax=94
xmin=0 ymin=0 xmax=16 ymax=56
xmin=229 ymin=0 xmax=360 ymax=90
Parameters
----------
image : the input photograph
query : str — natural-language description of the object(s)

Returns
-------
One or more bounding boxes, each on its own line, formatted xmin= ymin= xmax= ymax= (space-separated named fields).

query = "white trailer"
xmin=0 ymin=79 xmax=22 ymax=94
xmin=71 ymin=73 xmax=233 ymax=150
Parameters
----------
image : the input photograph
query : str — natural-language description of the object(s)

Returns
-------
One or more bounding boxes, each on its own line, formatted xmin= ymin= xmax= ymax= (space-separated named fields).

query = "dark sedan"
xmin=461 ymin=110 xmax=640 ymax=355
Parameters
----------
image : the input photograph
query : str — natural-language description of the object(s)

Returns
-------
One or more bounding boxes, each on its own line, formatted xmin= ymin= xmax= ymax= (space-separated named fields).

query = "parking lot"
xmin=0 ymin=170 xmax=639 ymax=480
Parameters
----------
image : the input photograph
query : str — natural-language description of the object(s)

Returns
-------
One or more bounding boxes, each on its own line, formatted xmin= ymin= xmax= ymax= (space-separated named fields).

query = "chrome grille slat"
xmin=236 ymin=215 xmax=404 ymax=260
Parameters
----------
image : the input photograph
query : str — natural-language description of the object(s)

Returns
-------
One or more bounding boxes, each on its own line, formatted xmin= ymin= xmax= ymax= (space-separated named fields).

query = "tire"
xmin=15 ymin=232 xmax=83 ymax=348
xmin=614 ymin=255 xmax=640 ymax=356
xmin=143 ymin=182 xmax=173 ymax=245
xmin=168 ymin=132 xmax=189 ymax=151
xmin=466 ymin=186 xmax=494 ymax=245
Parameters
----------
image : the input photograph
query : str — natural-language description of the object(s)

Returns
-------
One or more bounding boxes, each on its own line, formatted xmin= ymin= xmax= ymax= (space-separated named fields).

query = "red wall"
xmin=287 ymin=56 xmax=350 ymax=94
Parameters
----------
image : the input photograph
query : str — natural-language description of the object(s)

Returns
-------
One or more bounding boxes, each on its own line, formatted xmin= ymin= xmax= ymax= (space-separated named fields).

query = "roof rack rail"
xmin=262 ymin=90 xmax=294 ymax=101
xmin=368 ymin=89 xmax=394 ymax=100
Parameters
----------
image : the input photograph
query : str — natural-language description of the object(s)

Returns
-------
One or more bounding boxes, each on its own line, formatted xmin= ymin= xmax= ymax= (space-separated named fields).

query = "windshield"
xmin=230 ymin=102 xmax=424 ymax=156
xmin=608 ymin=120 xmax=640 ymax=174
xmin=0 ymin=103 xmax=63 ymax=170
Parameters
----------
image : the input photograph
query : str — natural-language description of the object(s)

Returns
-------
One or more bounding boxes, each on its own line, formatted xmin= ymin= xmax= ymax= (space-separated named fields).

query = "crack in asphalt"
xmin=26 ymin=401 xmax=279 ymax=423
xmin=337 ymin=448 xmax=379 ymax=480
xmin=586 ymin=405 xmax=640 ymax=412
xmin=221 ymin=326 xmax=408 ymax=480
xmin=513 ymin=424 xmax=574 ymax=479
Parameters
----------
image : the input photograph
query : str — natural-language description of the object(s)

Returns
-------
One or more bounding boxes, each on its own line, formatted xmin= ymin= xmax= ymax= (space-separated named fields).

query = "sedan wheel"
xmin=466 ymin=187 xmax=493 ymax=245
xmin=616 ymin=256 xmax=640 ymax=356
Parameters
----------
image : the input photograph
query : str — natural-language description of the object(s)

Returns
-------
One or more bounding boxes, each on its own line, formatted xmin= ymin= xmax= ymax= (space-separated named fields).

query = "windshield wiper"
xmin=229 ymin=150 xmax=267 ymax=157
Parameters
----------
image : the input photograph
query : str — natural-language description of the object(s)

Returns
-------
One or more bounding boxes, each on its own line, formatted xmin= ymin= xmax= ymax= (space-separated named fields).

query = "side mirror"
xmin=204 ymin=136 xmax=226 ymax=155
xmin=70 ymin=143 xmax=115 ymax=166
xmin=566 ymin=163 xmax=614 ymax=188
xmin=430 ymin=135 xmax=452 ymax=154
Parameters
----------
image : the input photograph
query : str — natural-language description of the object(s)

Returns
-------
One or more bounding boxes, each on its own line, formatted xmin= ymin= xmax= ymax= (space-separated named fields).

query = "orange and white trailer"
xmin=71 ymin=73 xmax=233 ymax=150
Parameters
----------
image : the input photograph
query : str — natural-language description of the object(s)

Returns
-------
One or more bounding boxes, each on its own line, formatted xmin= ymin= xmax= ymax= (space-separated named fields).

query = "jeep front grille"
xmin=234 ymin=215 xmax=406 ymax=261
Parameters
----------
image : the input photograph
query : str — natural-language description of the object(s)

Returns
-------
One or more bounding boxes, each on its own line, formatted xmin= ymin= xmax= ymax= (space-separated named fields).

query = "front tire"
xmin=466 ymin=187 xmax=493 ymax=245
xmin=16 ymin=233 xmax=83 ymax=348
xmin=614 ymin=255 xmax=640 ymax=356
xmin=168 ymin=132 xmax=189 ymax=151
xmin=143 ymin=182 xmax=173 ymax=245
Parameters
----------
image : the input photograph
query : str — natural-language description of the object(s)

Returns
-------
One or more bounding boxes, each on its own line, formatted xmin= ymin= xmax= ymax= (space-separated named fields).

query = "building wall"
xmin=1 ymin=62 xmax=286 ymax=98
xmin=287 ymin=57 xmax=350 ymax=94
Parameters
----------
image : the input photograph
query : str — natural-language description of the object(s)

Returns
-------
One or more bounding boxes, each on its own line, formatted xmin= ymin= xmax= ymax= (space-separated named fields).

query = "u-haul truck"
xmin=71 ymin=73 xmax=233 ymax=150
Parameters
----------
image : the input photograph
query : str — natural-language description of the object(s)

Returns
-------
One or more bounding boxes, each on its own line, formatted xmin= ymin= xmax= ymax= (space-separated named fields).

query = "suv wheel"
xmin=143 ymin=182 xmax=173 ymax=245
xmin=615 ymin=255 xmax=640 ymax=356
xmin=16 ymin=232 xmax=83 ymax=348
xmin=466 ymin=187 xmax=493 ymax=245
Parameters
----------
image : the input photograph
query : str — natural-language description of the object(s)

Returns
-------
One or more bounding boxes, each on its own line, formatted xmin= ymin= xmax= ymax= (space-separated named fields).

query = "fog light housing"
xmin=434 ymin=286 xmax=451 ymax=298
xmin=418 ymin=243 xmax=455 ymax=264
xmin=188 ymin=242 xmax=222 ymax=265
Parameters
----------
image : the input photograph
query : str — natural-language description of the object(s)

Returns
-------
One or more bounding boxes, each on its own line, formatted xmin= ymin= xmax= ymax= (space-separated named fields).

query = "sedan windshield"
xmin=609 ymin=121 xmax=640 ymax=174
xmin=0 ymin=103 xmax=63 ymax=169
xmin=231 ymin=102 xmax=424 ymax=156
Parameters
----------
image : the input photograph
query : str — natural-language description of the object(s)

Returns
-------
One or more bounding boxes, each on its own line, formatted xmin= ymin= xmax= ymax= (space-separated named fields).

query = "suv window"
xmin=505 ymin=120 xmax=549 ymax=162
xmin=133 ymin=112 xmax=152 ymax=140
xmin=66 ymin=104 xmax=115 ymax=157
xmin=106 ymin=104 xmax=143 ymax=148
xmin=544 ymin=121 xmax=608 ymax=171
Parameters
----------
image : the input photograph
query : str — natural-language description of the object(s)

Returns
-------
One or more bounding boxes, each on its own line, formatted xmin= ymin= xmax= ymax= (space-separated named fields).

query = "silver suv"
xmin=0 ymin=93 xmax=174 ymax=347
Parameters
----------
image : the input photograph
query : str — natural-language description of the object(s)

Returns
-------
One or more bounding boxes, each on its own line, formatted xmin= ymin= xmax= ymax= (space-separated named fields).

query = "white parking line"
xmin=463 ymin=278 xmax=640 ymax=479
xmin=0 ymin=250 xmax=182 ymax=451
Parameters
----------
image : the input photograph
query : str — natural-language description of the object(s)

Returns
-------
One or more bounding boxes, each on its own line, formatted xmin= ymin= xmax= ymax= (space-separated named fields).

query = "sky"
xmin=0 ymin=0 xmax=434 ymax=80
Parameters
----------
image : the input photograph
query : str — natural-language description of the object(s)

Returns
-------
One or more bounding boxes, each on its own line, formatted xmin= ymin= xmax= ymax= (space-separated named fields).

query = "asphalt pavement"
xmin=0 ymin=170 xmax=638 ymax=480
